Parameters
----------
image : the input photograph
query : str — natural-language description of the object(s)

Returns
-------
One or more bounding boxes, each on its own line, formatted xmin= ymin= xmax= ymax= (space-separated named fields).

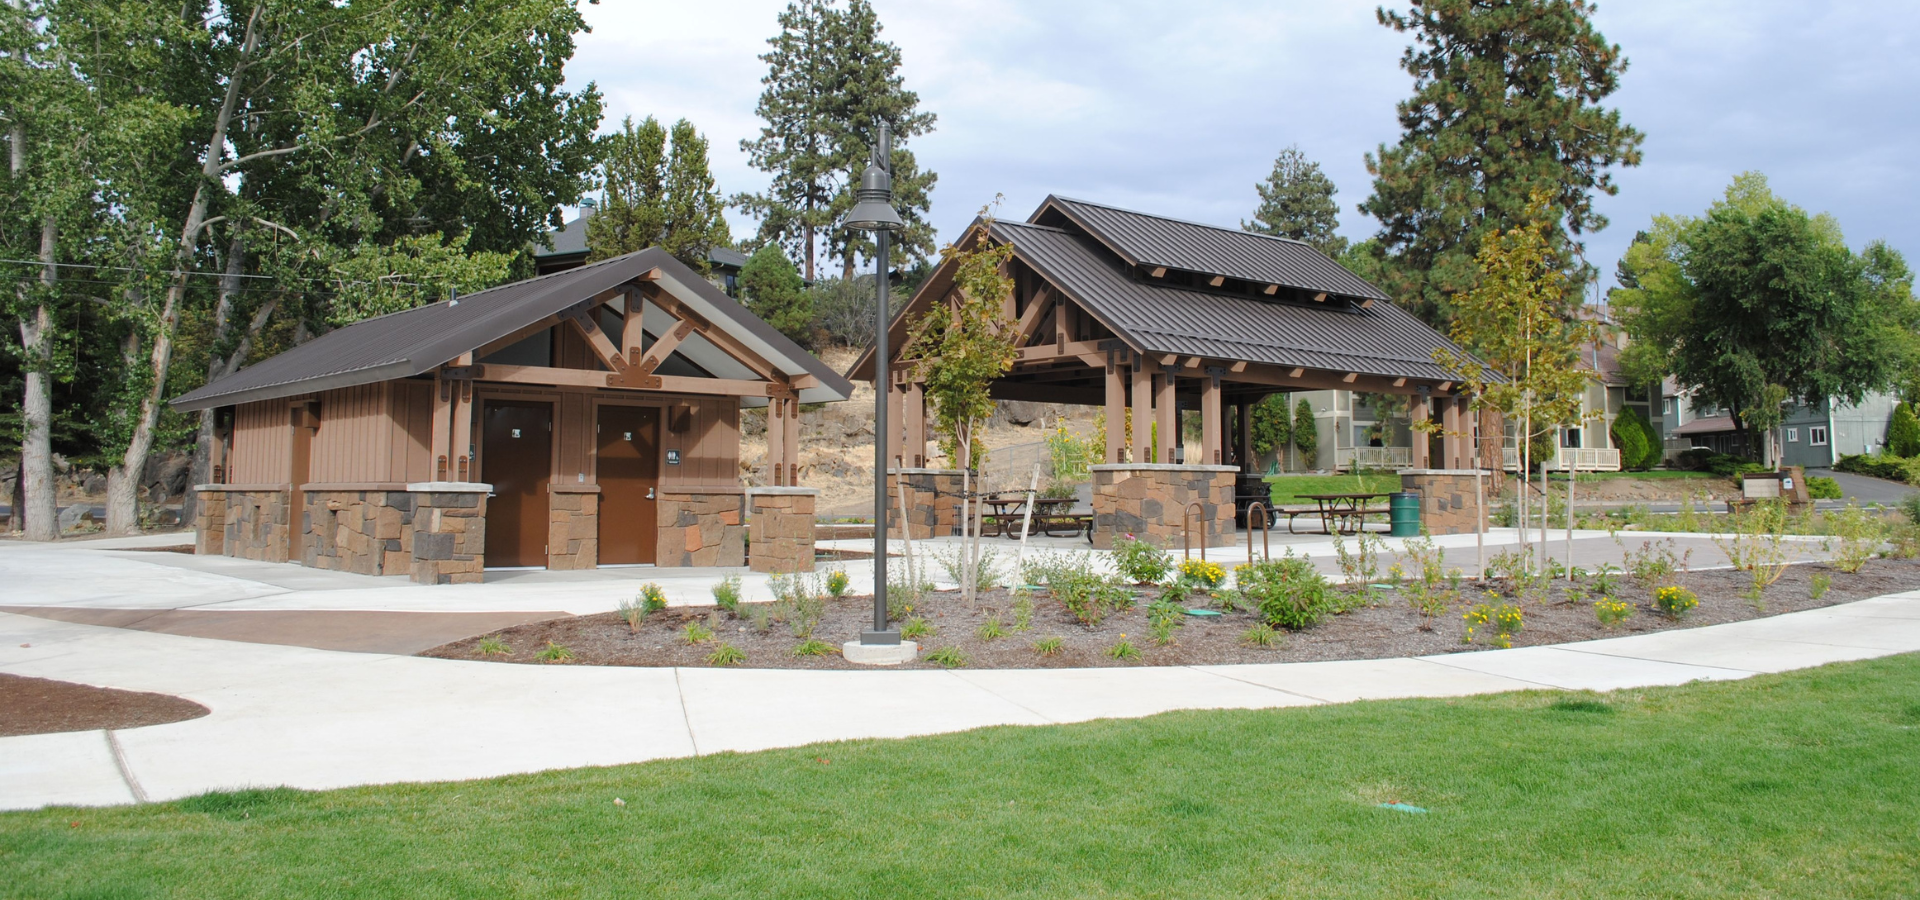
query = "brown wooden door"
xmin=482 ymin=400 xmax=553 ymax=568
xmin=597 ymin=405 xmax=660 ymax=565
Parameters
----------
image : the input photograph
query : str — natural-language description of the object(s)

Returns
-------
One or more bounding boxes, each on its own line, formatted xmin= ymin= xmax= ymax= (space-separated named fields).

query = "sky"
xmin=564 ymin=0 xmax=1919 ymax=293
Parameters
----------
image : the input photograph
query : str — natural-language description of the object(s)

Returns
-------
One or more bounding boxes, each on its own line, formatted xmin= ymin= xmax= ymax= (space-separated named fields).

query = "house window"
xmin=1563 ymin=428 xmax=1582 ymax=447
xmin=1662 ymin=398 xmax=1673 ymax=414
xmin=1785 ymin=427 xmax=1798 ymax=443
xmin=1809 ymin=426 xmax=1829 ymax=446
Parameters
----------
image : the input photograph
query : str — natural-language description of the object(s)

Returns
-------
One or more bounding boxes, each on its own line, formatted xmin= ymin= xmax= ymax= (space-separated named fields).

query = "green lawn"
xmin=7 ymin=655 xmax=1920 ymax=899
xmin=1265 ymin=473 xmax=1403 ymax=506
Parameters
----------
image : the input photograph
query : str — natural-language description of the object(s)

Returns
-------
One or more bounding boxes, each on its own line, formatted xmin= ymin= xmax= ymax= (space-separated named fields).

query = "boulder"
xmin=57 ymin=503 xmax=88 ymax=533
xmin=81 ymin=472 xmax=106 ymax=495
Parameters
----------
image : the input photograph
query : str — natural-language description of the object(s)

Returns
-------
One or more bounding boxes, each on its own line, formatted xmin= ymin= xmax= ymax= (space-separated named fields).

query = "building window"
xmin=1809 ymin=426 xmax=1829 ymax=446
xmin=1785 ymin=427 xmax=1798 ymax=443
xmin=1662 ymin=398 xmax=1673 ymax=414
xmin=1563 ymin=428 xmax=1582 ymax=447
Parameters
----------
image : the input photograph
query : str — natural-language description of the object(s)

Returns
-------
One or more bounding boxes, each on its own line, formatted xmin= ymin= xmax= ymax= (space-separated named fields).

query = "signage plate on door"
xmin=666 ymin=449 xmax=681 ymax=466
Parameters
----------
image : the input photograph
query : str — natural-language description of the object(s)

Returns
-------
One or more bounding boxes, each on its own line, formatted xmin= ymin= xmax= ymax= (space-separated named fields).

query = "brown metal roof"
xmin=1034 ymin=196 xmax=1390 ymax=302
xmin=1671 ymin=415 xmax=1737 ymax=436
xmin=991 ymin=219 xmax=1466 ymax=383
xmin=171 ymin=248 xmax=851 ymax=412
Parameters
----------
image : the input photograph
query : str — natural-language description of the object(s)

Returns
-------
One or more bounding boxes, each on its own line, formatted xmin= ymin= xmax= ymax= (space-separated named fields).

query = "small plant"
xmin=1054 ymin=571 xmax=1132 ymax=626
xmin=477 ymin=637 xmax=510 ymax=655
xmin=1111 ymin=534 xmax=1175 ymax=584
xmin=1105 ymin=636 xmax=1141 ymax=661
xmin=681 ymin=621 xmax=714 ymax=645
xmin=1826 ymin=502 xmax=1888 ymax=574
xmin=616 ymin=596 xmax=647 ymax=633
xmin=789 ymin=593 xmax=826 ymax=639
xmin=1463 ymin=600 xmax=1523 ymax=648
xmin=926 ymin=645 xmax=968 ymax=668
xmin=705 ymin=642 xmax=746 ymax=666
xmin=1237 ymin=554 xmax=1335 ymax=631
xmin=639 ymin=583 xmax=669 ymax=614
xmin=1240 ymin=624 xmax=1280 ymax=647
xmin=711 ymin=575 xmax=742 ymax=613
xmin=976 ymin=618 xmax=1008 ymax=641
xmin=825 ymin=569 xmax=852 ymax=599
xmin=1178 ymin=558 xmax=1226 ymax=591
xmin=901 ymin=617 xmax=935 ymax=640
xmin=1654 ymin=585 xmax=1698 ymax=619
xmin=1621 ymin=538 xmax=1689 ymax=590
xmin=536 ymin=641 xmax=575 ymax=662
xmin=1593 ymin=597 xmax=1633 ymax=628
xmin=1148 ymin=619 xmax=1177 ymax=646
xmin=746 ymin=602 xmax=772 ymax=633
xmin=933 ymin=543 xmax=1007 ymax=592
xmin=1588 ymin=563 xmax=1623 ymax=598
xmin=1032 ymin=636 xmax=1064 ymax=656
xmin=1011 ymin=590 xmax=1034 ymax=632
xmin=792 ymin=639 xmax=836 ymax=657
xmin=1331 ymin=531 xmax=1384 ymax=596
xmin=1810 ymin=571 xmax=1831 ymax=600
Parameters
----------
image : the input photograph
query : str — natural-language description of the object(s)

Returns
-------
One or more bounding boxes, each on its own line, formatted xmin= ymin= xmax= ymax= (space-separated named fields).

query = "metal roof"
xmin=171 ymin=247 xmax=852 ymax=412
xmin=1035 ymin=196 xmax=1391 ymax=302
xmin=535 ymin=209 xmax=748 ymax=271
xmin=991 ymin=219 xmax=1465 ymax=383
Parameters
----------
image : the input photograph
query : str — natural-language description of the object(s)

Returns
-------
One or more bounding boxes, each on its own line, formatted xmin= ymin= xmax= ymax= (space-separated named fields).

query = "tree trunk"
xmin=187 ymin=233 xmax=251 ymax=523
xmin=16 ymin=213 xmax=57 ymax=541
xmin=802 ymin=223 xmax=814 ymax=282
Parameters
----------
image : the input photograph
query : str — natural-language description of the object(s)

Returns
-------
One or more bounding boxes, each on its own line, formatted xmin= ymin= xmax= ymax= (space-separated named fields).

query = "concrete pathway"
xmin=0 ymin=528 xmax=1909 ymax=812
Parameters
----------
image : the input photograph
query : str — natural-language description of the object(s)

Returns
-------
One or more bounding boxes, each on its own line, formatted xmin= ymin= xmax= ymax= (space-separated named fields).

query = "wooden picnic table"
xmin=981 ymin=494 xmax=1085 ymax=539
xmin=1296 ymin=492 xmax=1392 ymax=535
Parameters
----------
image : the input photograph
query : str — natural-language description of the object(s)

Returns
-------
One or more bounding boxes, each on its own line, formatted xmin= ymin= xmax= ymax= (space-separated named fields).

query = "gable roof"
xmin=1033 ymin=196 xmax=1390 ymax=302
xmin=172 ymin=247 xmax=851 ymax=412
xmin=536 ymin=208 xmax=748 ymax=271
xmin=991 ymin=218 xmax=1463 ymax=382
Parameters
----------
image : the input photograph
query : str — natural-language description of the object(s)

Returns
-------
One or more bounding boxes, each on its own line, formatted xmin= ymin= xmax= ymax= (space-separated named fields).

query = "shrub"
xmin=1826 ymin=502 xmax=1888 ymax=574
xmin=1654 ymin=585 xmax=1698 ymax=618
xmin=926 ymin=646 xmax=968 ymax=668
xmin=536 ymin=641 xmax=575 ymax=662
xmin=1237 ymin=555 xmax=1335 ymax=631
xmin=616 ymin=597 xmax=647 ymax=633
xmin=1240 ymin=624 xmax=1280 ymax=647
xmin=1835 ymin=453 xmax=1911 ymax=483
xmin=1610 ymin=407 xmax=1662 ymax=471
xmin=825 ymin=570 xmax=852 ymax=599
xmin=1463 ymin=600 xmax=1523 ymax=648
xmin=711 ymin=575 xmax=742 ymax=613
xmin=976 ymin=618 xmax=1008 ymax=641
xmin=1031 ymin=636 xmax=1064 ymax=656
xmin=1053 ymin=571 xmax=1132 ymax=626
xmin=1011 ymin=591 xmax=1034 ymax=632
xmin=1291 ymin=398 xmax=1318 ymax=466
xmin=1677 ymin=448 xmax=1766 ymax=478
xmin=1177 ymin=558 xmax=1226 ymax=590
xmin=1806 ymin=476 xmax=1843 ymax=500
xmin=1112 ymin=534 xmax=1174 ymax=584
xmin=705 ymin=643 xmax=746 ymax=666
xmin=1809 ymin=572 xmax=1831 ymax=600
xmin=1890 ymin=403 xmax=1920 ymax=457
xmin=639 ymin=583 xmax=668 ymax=614
xmin=1593 ymin=597 xmax=1633 ymax=628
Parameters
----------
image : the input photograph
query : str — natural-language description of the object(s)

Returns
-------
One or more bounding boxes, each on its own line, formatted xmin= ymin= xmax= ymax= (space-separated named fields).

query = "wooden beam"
xmin=1342 ymin=372 xmax=1358 ymax=383
xmin=1201 ymin=372 xmax=1222 ymax=466
xmin=1159 ymin=354 xmax=1178 ymax=367
xmin=1392 ymin=377 xmax=1407 ymax=388
xmin=1015 ymin=338 xmax=1109 ymax=363
xmin=1360 ymin=298 xmax=1375 ymax=308
xmin=1183 ymin=356 xmax=1202 ymax=369
xmin=1012 ymin=287 xmax=1053 ymax=344
xmin=1263 ymin=284 xmax=1278 ymax=296
xmin=567 ymin=309 xmax=626 ymax=373
xmin=1229 ymin=361 xmax=1248 ymax=373
xmin=617 ymin=320 xmax=694 ymax=383
xmin=1289 ymin=367 xmax=1305 ymax=378
xmin=475 ymin=363 xmax=780 ymax=398
xmin=430 ymin=370 xmax=452 ymax=481
xmin=1131 ymin=357 xmax=1154 ymax=463
xmin=1105 ymin=357 xmax=1125 ymax=464
xmin=639 ymin=284 xmax=784 ymax=382
xmin=1207 ymin=275 xmax=1224 ymax=287
xmin=1313 ymin=292 xmax=1327 ymax=303
xmin=1155 ymin=367 xmax=1176 ymax=464
xmin=1148 ymin=266 xmax=1166 ymax=278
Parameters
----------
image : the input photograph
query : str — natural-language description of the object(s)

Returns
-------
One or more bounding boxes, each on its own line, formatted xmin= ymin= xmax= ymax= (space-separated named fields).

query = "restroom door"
xmin=597 ymin=405 xmax=660 ymax=565
xmin=482 ymin=400 xmax=553 ymax=567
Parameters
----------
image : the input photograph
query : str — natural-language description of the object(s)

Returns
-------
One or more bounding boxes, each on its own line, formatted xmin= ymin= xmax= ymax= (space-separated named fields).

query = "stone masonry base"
xmin=657 ymin=492 xmax=747 ymax=568
xmin=1091 ymin=464 xmax=1236 ymax=551
xmin=886 ymin=468 xmax=963 ymax=539
xmin=1398 ymin=469 xmax=1485 ymax=536
xmin=749 ymin=488 xmax=817 ymax=574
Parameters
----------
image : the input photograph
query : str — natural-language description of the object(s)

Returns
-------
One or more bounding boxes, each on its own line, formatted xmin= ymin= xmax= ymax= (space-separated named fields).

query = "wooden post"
xmin=1201 ymin=370 xmax=1223 ymax=466
xmin=766 ymin=397 xmax=786 ymax=485
xmin=1155 ymin=368 xmax=1177 ymax=464
xmin=1442 ymin=396 xmax=1464 ymax=469
xmin=431 ymin=370 xmax=452 ymax=481
xmin=1238 ymin=400 xmax=1254 ymax=471
xmin=905 ymin=381 xmax=926 ymax=468
xmin=1408 ymin=393 xmax=1430 ymax=469
xmin=452 ymin=380 xmax=475 ymax=481
xmin=783 ymin=394 xmax=800 ymax=486
xmin=1105 ymin=354 xmax=1126 ymax=463
xmin=886 ymin=377 xmax=903 ymax=467
xmin=1131 ymin=356 xmax=1153 ymax=463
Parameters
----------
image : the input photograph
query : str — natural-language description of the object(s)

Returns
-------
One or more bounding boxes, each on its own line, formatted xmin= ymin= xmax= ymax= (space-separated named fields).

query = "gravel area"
xmin=421 ymin=557 xmax=1920 ymax=670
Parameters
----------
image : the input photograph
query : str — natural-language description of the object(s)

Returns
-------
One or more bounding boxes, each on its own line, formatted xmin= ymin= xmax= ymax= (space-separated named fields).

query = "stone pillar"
xmin=193 ymin=487 xmax=226 ymax=555
xmin=547 ymin=487 xmax=599 ymax=570
xmin=1399 ymin=469 xmax=1484 ymax=536
xmin=407 ymin=482 xmax=489 ymax=585
xmin=886 ymin=468 xmax=964 ymax=539
xmin=749 ymin=487 xmax=817 ymax=574
xmin=1090 ymin=463 xmax=1236 ymax=550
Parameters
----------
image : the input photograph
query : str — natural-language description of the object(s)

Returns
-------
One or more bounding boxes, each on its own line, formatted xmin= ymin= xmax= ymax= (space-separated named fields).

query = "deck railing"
xmin=1500 ymin=447 xmax=1622 ymax=472
xmin=1334 ymin=447 xmax=1412 ymax=471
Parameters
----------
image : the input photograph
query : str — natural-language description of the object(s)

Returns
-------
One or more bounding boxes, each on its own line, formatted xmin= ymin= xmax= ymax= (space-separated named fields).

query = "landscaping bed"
xmin=0 ymin=673 xmax=209 ymax=736
xmin=421 ymin=556 xmax=1920 ymax=671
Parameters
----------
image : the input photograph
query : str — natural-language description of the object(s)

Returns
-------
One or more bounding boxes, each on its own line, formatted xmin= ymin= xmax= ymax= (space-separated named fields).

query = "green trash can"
xmin=1389 ymin=491 xmax=1421 ymax=537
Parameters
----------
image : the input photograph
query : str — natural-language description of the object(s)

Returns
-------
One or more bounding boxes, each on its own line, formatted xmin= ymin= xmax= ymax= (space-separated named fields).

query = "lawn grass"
xmin=1265 ymin=472 xmax=1403 ymax=506
xmin=7 ymin=655 xmax=1920 ymax=898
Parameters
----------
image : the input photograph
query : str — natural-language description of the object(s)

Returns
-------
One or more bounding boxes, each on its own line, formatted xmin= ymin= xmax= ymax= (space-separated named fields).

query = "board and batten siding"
xmin=227 ymin=399 xmax=292 ymax=484
xmin=661 ymin=396 xmax=739 ymax=488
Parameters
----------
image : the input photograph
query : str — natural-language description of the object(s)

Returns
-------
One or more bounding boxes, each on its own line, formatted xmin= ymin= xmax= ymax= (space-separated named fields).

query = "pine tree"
xmin=738 ymin=244 xmax=811 ymax=344
xmin=1243 ymin=146 xmax=1346 ymax=258
xmin=660 ymin=119 xmax=730 ymax=274
xmin=587 ymin=116 xmax=667 ymax=262
xmin=822 ymin=0 xmax=936 ymax=280
xmin=1361 ymin=0 xmax=1644 ymax=327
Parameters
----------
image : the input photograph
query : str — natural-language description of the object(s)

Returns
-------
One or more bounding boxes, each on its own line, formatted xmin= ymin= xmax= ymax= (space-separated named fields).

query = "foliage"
xmin=616 ymin=597 xmax=647 ymax=634
xmin=1248 ymin=394 xmax=1292 ymax=459
xmin=1825 ymin=503 xmax=1888 ymax=575
xmin=975 ymin=618 xmax=1008 ymax=642
xmin=1593 ymin=597 xmax=1633 ymax=628
xmin=681 ymin=622 xmax=714 ymax=645
xmin=1244 ymin=146 xmax=1346 ymax=258
xmin=792 ymin=639 xmax=836 ymax=657
xmin=1291 ymin=399 xmax=1319 ymax=467
xmin=807 ymin=275 xmax=876 ymax=348
xmin=1030 ymin=636 xmax=1064 ymax=656
xmin=705 ymin=642 xmax=746 ymax=666
xmin=925 ymin=645 xmax=967 ymax=668
xmin=1361 ymin=0 xmax=1643 ymax=326
xmin=1104 ymin=637 xmax=1141 ymax=661
xmin=1330 ymin=531 xmax=1385 ymax=597
xmin=1011 ymin=591 xmax=1034 ymax=632
xmin=1674 ymin=448 xmax=1767 ymax=478
xmin=826 ymin=570 xmax=852 ymax=599
xmin=1653 ymin=585 xmax=1698 ymax=619
xmin=1463 ymin=600 xmax=1524 ymax=649
xmin=1053 ymin=571 xmax=1133 ymax=627
xmin=900 ymin=617 xmax=934 ymax=640
xmin=477 ymin=637 xmax=510 ymax=656
xmin=1177 ymin=558 xmax=1226 ymax=591
xmin=712 ymin=575 xmax=743 ymax=613
xmin=1047 ymin=424 xmax=1099 ymax=482
xmin=1834 ymin=453 xmax=1914 ymax=483
xmin=1609 ymin=406 xmax=1663 ymax=471
xmin=536 ymin=641 xmax=575 ymax=662
xmin=1237 ymin=555 xmax=1336 ymax=631
xmin=904 ymin=208 xmax=1018 ymax=471
xmin=1612 ymin=174 xmax=1919 ymax=460
xmin=1399 ymin=535 xmax=1457 ymax=630
xmin=1240 ymin=624 xmax=1281 ymax=648
xmin=1111 ymin=535 xmax=1175 ymax=585
xmin=325 ymin=232 xmax=515 ymax=326
xmin=638 ymin=583 xmax=668 ymax=615
xmin=586 ymin=116 xmax=729 ymax=273
xmin=735 ymin=0 xmax=937 ymax=279
xmin=738 ymin=243 xmax=813 ymax=344
xmin=1809 ymin=572 xmax=1831 ymax=601
xmin=933 ymin=543 xmax=1005 ymax=593
xmin=1806 ymin=476 xmax=1843 ymax=500
xmin=1889 ymin=404 xmax=1920 ymax=458
xmin=1712 ymin=501 xmax=1789 ymax=589
xmin=1620 ymin=538 xmax=1690 ymax=590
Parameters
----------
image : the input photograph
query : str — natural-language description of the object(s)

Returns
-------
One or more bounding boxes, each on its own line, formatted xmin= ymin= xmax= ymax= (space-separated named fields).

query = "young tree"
xmin=1362 ymin=0 xmax=1643 ymax=327
xmin=737 ymin=0 xmax=935 ymax=281
xmin=903 ymin=209 xmax=1018 ymax=606
xmin=1291 ymin=398 xmax=1318 ymax=470
xmin=1889 ymin=403 xmax=1920 ymax=458
xmin=660 ymin=119 xmax=730 ymax=272
xmin=1243 ymin=146 xmax=1346 ymax=258
xmin=1249 ymin=394 xmax=1291 ymax=463
xmin=586 ymin=117 xmax=728 ymax=273
xmin=738 ymin=244 xmax=811 ymax=345
xmin=1612 ymin=173 xmax=1917 ymax=464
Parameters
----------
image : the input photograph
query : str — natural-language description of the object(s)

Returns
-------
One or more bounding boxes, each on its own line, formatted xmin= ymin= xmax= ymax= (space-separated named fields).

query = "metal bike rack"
xmin=1182 ymin=501 xmax=1208 ymax=561
xmin=1245 ymin=501 xmax=1271 ymax=562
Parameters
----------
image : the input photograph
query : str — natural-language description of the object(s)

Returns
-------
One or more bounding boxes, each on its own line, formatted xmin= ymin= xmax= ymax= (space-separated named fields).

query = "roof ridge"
xmin=1050 ymin=195 xmax=1315 ymax=248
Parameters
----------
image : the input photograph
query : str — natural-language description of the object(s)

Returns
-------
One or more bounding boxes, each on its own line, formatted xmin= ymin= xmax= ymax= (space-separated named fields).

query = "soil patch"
xmin=0 ymin=673 xmax=209 ymax=736
xmin=421 ymin=558 xmax=1920 ymax=671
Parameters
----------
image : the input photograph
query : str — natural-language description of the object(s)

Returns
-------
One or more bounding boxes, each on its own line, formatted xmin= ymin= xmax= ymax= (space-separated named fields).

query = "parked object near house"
xmin=849 ymin=195 xmax=1485 ymax=540
xmin=172 ymin=249 xmax=850 ymax=583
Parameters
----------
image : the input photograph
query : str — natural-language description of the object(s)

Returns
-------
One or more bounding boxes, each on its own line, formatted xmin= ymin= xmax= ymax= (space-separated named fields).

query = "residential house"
xmin=535 ymin=200 xmax=749 ymax=297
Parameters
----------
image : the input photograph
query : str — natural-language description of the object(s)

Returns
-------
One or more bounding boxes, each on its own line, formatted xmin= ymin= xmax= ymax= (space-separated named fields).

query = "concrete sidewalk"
xmin=3 ymin=592 xmax=1917 ymax=812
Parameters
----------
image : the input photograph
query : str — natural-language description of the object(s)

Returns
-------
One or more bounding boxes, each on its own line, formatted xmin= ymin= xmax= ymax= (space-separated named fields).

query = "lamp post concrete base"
xmin=842 ymin=640 xmax=919 ymax=666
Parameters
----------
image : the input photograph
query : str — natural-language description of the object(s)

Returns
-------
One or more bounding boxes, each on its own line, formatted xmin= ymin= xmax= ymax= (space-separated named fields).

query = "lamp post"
xmin=844 ymin=122 xmax=905 ymax=647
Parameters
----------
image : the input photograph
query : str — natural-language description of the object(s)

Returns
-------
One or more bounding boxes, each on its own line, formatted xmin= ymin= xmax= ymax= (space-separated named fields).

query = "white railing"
xmin=1501 ymin=447 xmax=1622 ymax=471
xmin=1335 ymin=447 xmax=1412 ymax=471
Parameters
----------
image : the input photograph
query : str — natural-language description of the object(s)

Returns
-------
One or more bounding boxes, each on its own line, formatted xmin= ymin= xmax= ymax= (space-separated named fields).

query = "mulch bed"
xmin=0 ymin=673 xmax=209 ymax=736
xmin=422 ymin=557 xmax=1920 ymax=671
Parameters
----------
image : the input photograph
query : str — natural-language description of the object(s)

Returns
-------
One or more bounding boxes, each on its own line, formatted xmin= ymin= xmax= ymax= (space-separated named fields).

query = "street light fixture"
xmin=847 ymin=122 xmax=904 ymax=649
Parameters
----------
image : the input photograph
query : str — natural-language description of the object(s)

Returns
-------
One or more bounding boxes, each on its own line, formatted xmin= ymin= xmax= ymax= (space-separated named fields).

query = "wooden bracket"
xmin=441 ymin=365 xmax=480 ymax=381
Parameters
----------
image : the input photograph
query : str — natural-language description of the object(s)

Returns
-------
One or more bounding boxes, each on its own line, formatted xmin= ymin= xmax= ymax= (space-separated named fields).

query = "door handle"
xmin=646 ymin=487 xmax=655 ymax=499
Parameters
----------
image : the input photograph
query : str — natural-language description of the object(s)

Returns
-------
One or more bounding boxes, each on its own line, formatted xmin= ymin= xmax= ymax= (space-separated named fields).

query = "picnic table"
xmin=1295 ymin=492 xmax=1392 ymax=535
xmin=981 ymin=493 xmax=1089 ymax=539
